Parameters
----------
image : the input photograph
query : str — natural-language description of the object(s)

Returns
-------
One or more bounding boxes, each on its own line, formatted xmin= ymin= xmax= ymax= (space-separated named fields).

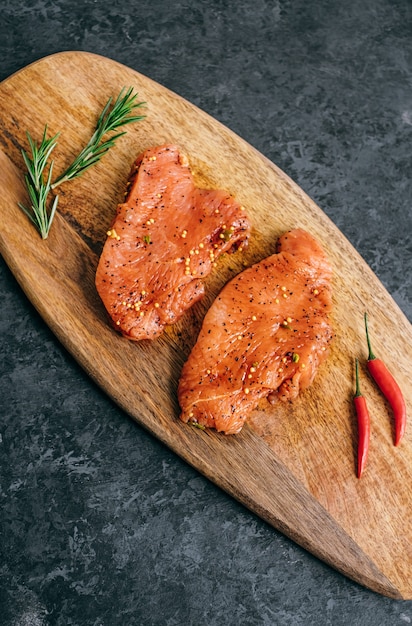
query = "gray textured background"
xmin=1 ymin=1 xmax=411 ymax=624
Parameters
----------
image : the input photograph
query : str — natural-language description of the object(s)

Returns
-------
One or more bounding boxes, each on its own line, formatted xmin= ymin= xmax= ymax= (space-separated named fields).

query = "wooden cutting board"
xmin=1 ymin=51 xmax=411 ymax=599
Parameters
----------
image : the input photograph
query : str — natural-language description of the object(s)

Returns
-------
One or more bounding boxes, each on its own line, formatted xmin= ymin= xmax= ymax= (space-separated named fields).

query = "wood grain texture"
xmin=0 ymin=52 xmax=411 ymax=598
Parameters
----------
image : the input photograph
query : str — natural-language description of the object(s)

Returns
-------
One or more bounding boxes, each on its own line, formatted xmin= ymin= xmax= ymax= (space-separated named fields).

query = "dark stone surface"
xmin=1 ymin=1 xmax=411 ymax=624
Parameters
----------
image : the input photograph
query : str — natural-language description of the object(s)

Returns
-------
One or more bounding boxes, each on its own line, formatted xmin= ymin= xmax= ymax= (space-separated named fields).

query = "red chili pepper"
xmin=364 ymin=312 xmax=406 ymax=446
xmin=354 ymin=358 xmax=370 ymax=479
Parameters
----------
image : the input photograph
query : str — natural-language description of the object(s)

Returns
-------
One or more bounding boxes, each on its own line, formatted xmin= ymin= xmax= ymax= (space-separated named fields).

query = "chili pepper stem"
xmin=364 ymin=312 xmax=376 ymax=360
xmin=355 ymin=358 xmax=361 ymax=397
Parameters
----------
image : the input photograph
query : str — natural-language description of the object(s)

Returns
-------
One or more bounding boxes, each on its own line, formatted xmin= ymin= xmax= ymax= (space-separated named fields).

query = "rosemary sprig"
xmin=18 ymin=87 xmax=145 ymax=239
xmin=52 ymin=87 xmax=145 ymax=188
xmin=18 ymin=127 xmax=60 ymax=239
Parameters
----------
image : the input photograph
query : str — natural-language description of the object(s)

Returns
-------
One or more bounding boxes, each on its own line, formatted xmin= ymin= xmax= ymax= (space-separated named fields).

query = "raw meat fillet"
xmin=178 ymin=228 xmax=333 ymax=434
xmin=95 ymin=144 xmax=251 ymax=340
